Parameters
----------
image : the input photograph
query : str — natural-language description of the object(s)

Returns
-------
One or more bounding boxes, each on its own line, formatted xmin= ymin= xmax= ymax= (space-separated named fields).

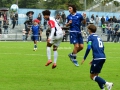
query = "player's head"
xmin=33 ymin=19 xmax=39 ymax=25
xmin=42 ymin=10 xmax=51 ymax=20
xmin=87 ymin=24 xmax=97 ymax=33
xmin=68 ymin=4 xmax=76 ymax=14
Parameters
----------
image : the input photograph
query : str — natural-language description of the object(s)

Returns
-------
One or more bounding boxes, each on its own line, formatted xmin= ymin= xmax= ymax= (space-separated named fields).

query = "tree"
xmin=0 ymin=0 xmax=14 ymax=7
xmin=19 ymin=0 xmax=39 ymax=8
xmin=42 ymin=0 xmax=84 ymax=10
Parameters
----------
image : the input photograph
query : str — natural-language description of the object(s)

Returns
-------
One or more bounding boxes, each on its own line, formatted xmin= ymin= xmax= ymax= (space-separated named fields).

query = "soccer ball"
xmin=10 ymin=4 xmax=19 ymax=12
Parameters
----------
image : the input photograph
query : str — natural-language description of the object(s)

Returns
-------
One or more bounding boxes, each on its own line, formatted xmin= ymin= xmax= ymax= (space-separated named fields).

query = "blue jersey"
xmin=67 ymin=13 xmax=83 ymax=32
xmin=84 ymin=33 xmax=106 ymax=60
xmin=31 ymin=25 xmax=40 ymax=35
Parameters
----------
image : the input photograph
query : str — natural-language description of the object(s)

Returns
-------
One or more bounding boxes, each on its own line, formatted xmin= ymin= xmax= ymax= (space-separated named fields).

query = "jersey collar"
xmin=71 ymin=13 xmax=76 ymax=16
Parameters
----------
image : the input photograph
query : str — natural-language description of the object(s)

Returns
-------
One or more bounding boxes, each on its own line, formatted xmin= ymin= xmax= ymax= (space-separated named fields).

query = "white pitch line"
xmin=0 ymin=53 xmax=120 ymax=58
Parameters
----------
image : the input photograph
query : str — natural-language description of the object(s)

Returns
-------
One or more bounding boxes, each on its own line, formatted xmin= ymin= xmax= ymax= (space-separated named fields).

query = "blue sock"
xmin=94 ymin=76 xmax=106 ymax=89
xmin=72 ymin=53 xmax=76 ymax=59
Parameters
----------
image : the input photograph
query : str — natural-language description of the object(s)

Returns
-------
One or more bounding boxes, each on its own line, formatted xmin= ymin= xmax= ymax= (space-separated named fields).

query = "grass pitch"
xmin=0 ymin=41 xmax=119 ymax=90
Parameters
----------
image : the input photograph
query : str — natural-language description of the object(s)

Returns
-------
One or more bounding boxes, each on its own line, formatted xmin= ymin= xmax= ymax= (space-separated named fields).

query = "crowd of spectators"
xmin=0 ymin=11 xmax=120 ymax=42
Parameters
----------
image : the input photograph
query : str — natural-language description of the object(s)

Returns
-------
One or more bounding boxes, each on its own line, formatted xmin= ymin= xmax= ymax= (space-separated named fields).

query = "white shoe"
xmin=33 ymin=48 xmax=37 ymax=51
xmin=106 ymin=82 xmax=113 ymax=90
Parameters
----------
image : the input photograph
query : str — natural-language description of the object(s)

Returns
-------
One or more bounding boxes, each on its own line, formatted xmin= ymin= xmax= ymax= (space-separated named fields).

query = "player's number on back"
xmin=97 ymin=38 xmax=103 ymax=48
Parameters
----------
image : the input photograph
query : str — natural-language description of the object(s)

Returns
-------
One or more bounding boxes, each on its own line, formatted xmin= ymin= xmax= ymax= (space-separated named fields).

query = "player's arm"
xmin=66 ymin=20 xmax=72 ymax=27
xmin=81 ymin=41 xmax=92 ymax=64
xmin=66 ymin=16 xmax=72 ymax=27
xmin=48 ymin=20 xmax=55 ymax=41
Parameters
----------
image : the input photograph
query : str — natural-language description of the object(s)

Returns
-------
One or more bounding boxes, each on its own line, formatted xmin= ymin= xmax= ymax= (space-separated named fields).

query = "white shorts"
xmin=49 ymin=32 xmax=63 ymax=47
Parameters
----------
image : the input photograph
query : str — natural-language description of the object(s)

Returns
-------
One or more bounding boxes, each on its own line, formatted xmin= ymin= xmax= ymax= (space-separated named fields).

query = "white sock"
xmin=72 ymin=54 xmax=76 ymax=56
xmin=54 ymin=51 xmax=58 ymax=63
xmin=105 ymin=82 xmax=109 ymax=86
xmin=47 ymin=47 xmax=51 ymax=60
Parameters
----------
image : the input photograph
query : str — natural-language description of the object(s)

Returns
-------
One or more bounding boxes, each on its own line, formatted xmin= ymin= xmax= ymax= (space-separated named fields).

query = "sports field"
xmin=0 ymin=41 xmax=119 ymax=90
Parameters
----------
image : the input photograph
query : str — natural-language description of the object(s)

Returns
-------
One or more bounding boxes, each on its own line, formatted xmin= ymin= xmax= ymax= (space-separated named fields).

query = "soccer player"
xmin=66 ymin=4 xmax=84 ymax=66
xmin=42 ymin=10 xmax=63 ymax=69
xmin=81 ymin=24 xmax=113 ymax=90
xmin=30 ymin=19 xmax=40 ymax=51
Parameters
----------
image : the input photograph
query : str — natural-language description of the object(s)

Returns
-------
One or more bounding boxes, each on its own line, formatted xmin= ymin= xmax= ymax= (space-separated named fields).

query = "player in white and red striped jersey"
xmin=42 ymin=10 xmax=63 ymax=69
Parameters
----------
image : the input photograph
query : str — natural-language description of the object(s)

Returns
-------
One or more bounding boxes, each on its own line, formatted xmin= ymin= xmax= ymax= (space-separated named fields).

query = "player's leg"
xmin=45 ymin=41 xmax=53 ymax=66
xmin=90 ymin=73 xmax=106 ymax=89
xmin=68 ymin=32 xmax=79 ymax=66
xmin=52 ymin=34 xmax=63 ymax=69
xmin=77 ymin=33 xmax=84 ymax=53
xmin=52 ymin=45 xmax=58 ymax=69
xmin=68 ymin=43 xmax=79 ymax=67
xmin=33 ymin=36 xmax=38 ymax=51
xmin=77 ymin=44 xmax=84 ymax=53
xmin=90 ymin=60 xmax=113 ymax=90
xmin=33 ymin=40 xmax=37 ymax=51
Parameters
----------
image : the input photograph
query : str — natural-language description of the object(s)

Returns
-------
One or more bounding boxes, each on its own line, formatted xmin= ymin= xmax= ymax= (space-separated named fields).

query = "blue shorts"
xmin=32 ymin=36 xmax=38 ymax=41
xmin=70 ymin=32 xmax=83 ymax=44
xmin=90 ymin=59 xmax=105 ymax=74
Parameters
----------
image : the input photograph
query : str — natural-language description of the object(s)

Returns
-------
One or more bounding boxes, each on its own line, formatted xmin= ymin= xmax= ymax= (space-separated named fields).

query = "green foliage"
xmin=114 ymin=1 xmax=120 ymax=7
xmin=42 ymin=0 xmax=84 ymax=10
xmin=0 ymin=0 xmax=119 ymax=10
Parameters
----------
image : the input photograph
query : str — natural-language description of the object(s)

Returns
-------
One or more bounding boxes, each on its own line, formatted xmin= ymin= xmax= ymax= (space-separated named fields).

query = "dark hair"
xmin=88 ymin=24 xmax=97 ymax=33
xmin=42 ymin=10 xmax=51 ymax=16
xmin=68 ymin=4 xmax=77 ymax=13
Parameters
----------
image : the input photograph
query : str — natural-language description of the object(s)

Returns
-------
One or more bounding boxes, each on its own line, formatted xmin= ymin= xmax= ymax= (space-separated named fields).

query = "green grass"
xmin=0 ymin=41 xmax=119 ymax=90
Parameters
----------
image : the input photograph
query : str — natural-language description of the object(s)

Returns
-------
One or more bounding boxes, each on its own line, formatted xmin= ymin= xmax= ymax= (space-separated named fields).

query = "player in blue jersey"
xmin=66 ymin=4 xmax=84 ymax=66
xmin=81 ymin=24 xmax=113 ymax=90
xmin=30 ymin=19 xmax=40 ymax=51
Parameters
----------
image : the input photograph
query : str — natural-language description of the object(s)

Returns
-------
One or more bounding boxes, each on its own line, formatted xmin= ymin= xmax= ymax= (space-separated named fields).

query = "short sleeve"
xmin=48 ymin=20 xmax=55 ymax=28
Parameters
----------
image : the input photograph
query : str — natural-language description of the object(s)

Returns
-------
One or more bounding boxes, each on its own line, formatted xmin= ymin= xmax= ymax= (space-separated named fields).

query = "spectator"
xmin=115 ymin=30 xmax=120 ymax=43
xmin=61 ymin=12 xmax=66 ymax=26
xmin=55 ymin=14 xmax=61 ymax=25
xmin=43 ymin=19 xmax=47 ymax=30
xmin=112 ymin=16 xmax=117 ymax=23
xmin=22 ymin=29 xmax=26 ymax=41
xmin=102 ymin=23 xmax=106 ymax=33
xmin=3 ymin=12 xmax=7 ymax=21
xmin=114 ymin=24 xmax=119 ymax=42
xmin=106 ymin=16 xmax=109 ymax=22
xmin=28 ymin=12 xmax=33 ymax=23
xmin=81 ymin=13 xmax=87 ymax=31
xmin=91 ymin=14 xmax=95 ymax=20
xmin=0 ymin=14 xmax=3 ymax=27
xmin=62 ymin=30 xmax=69 ymax=42
xmin=101 ymin=16 xmax=105 ymax=26
xmin=3 ymin=20 xmax=9 ymax=34
xmin=37 ymin=13 xmax=42 ymax=25
xmin=86 ymin=16 xmax=90 ymax=26
xmin=10 ymin=12 xmax=14 ymax=24
xmin=15 ymin=12 xmax=18 ymax=25
xmin=24 ymin=20 xmax=31 ymax=40
xmin=38 ymin=27 xmax=43 ymax=42
xmin=108 ymin=16 xmax=113 ymax=23
xmin=106 ymin=24 xmax=112 ymax=42
xmin=95 ymin=15 xmax=99 ymax=27
xmin=12 ymin=15 xmax=16 ymax=29
xmin=111 ymin=29 xmax=115 ymax=42
xmin=90 ymin=18 xmax=95 ymax=24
